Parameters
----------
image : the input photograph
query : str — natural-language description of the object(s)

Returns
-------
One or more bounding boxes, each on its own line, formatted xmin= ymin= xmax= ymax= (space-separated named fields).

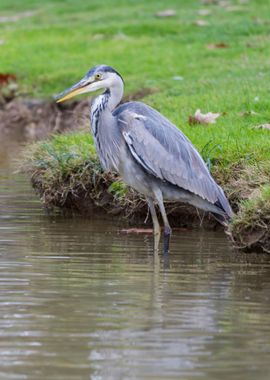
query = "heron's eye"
xmin=95 ymin=73 xmax=102 ymax=80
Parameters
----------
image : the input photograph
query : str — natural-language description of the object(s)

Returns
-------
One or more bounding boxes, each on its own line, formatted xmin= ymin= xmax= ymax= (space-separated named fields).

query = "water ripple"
xmin=0 ymin=144 xmax=270 ymax=380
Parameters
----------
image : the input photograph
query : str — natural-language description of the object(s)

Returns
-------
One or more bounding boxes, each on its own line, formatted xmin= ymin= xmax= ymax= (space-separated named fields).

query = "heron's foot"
xmin=163 ymin=226 xmax=172 ymax=254
xmin=164 ymin=225 xmax=172 ymax=236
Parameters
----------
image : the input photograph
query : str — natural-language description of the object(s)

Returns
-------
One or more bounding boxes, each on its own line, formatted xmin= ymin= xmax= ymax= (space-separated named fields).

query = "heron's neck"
xmin=91 ymin=81 xmax=123 ymax=115
xmin=107 ymin=81 xmax=124 ymax=111
xmin=90 ymin=82 xmax=123 ymax=134
xmin=90 ymin=83 xmax=123 ymax=171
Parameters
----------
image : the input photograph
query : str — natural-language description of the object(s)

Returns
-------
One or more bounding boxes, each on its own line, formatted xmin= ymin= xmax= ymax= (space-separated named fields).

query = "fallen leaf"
xmin=251 ymin=17 xmax=270 ymax=26
xmin=240 ymin=110 xmax=259 ymax=116
xmin=254 ymin=124 xmax=270 ymax=130
xmin=92 ymin=34 xmax=104 ymax=40
xmin=201 ymin=0 xmax=217 ymax=5
xmin=113 ymin=32 xmax=129 ymax=40
xmin=198 ymin=9 xmax=212 ymax=16
xmin=200 ymin=0 xmax=216 ymax=4
xmin=207 ymin=42 xmax=229 ymax=49
xmin=194 ymin=19 xmax=209 ymax=26
xmin=225 ymin=5 xmax=245 ymax=12
xmin=0 ymin=78 xmax=19 ymax=101
xmin=0 ymin=11 xmax=37 ymax=23
xmin=189 ymin=109 xmax=221 ymax=125
xmin=218 ymin=0 xmax=231 ymax=7
xmin=172 ymin=75 xmax=184 ymax=81
xmin=246 ymin=42 xmax=257 ymax=48
xmin=0 ymin=73 xmax=17 ymax=85
xmin=155 ymin=9 xmax=176 ymax=17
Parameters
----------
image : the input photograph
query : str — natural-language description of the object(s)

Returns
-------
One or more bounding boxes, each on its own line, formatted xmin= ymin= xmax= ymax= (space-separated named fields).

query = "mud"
xmin=0 ymin=87 xmax=158 ymax=140
xmin=0 ymin=98 xmax=89 ymax=140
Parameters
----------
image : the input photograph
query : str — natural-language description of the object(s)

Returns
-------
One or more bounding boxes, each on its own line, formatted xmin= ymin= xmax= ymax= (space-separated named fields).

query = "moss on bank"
xmin=21 ymin=131 xmax=270 ymax=253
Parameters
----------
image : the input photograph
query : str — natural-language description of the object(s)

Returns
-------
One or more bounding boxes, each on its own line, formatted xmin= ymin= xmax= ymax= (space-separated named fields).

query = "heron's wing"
xmin=118 ymin=106 xmax=220 ymax=205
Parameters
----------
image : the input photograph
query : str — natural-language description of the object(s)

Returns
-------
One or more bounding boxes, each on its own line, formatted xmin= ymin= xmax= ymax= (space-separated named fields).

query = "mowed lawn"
xmin=1 ymin=0 xmax=270 ymax=164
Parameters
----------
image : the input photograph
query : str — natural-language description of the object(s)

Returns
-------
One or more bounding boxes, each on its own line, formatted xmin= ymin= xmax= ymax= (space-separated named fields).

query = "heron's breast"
xmin=118 ymin=150 xmax=155 ymax=197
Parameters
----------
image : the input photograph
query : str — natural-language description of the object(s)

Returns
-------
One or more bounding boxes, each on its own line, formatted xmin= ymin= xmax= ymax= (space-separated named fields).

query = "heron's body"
xmin=56 ymin=64 xmax=233 ymax=252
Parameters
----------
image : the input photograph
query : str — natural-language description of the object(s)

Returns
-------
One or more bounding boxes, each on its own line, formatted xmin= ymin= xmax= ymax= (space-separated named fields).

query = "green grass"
xmin=1 ymin=0 xmax=270 ymax=164
xmin=2 ymin=0 xmax=269 ymax=250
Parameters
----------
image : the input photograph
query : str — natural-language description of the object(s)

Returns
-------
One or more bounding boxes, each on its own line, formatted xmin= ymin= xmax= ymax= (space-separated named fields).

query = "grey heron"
xmin=56 ymin=64 xmax=233 ymax=253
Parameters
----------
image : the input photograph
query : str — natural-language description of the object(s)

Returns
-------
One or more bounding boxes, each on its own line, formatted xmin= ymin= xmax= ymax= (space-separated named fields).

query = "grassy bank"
xmin=21 ymin=129 xmax=270 ymax=252
xmin=1 ymin=0 xmax=269 ymax=251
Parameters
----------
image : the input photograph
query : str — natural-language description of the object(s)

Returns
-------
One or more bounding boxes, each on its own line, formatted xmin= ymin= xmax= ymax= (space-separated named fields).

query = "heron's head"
xmin=55 ymin=64 xmax=124 ymax=103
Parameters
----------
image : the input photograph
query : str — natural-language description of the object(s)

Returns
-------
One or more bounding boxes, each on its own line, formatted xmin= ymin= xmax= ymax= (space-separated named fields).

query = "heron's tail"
xmin=212 ymin=185 xmax=234 ymax=226
xmin=211 ymin=211 xmax=231 ymax=226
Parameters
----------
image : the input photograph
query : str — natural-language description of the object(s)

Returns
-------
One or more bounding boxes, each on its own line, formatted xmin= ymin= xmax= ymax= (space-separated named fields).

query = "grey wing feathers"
xmin=115 ymin=102 xmax=232 ymax=216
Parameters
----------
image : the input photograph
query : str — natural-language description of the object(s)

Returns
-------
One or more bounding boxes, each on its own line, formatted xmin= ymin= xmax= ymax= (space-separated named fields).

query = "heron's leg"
xmin=146 ymin=197 xmax=161 ymax=252
xmin=154 ymin=190 xmax=172 ymax=254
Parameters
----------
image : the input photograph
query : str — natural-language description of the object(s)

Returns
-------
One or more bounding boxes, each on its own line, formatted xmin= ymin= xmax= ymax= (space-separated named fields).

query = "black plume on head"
xmin=86 ymin=64 xmax=124 ymax=83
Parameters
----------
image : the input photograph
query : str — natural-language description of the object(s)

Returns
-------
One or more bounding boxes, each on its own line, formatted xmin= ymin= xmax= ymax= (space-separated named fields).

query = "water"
xmin=0 ymin=137 xmax=270 ymax=380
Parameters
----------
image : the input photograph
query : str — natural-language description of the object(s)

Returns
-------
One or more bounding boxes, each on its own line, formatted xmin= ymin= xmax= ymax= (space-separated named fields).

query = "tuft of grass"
xmin=229 ymin=185 xmax=270 ymax=253
xmin=21 ymin=132 xmax=146 ymax=216
xmin=21 ymin=132 xmax=105 ymax=207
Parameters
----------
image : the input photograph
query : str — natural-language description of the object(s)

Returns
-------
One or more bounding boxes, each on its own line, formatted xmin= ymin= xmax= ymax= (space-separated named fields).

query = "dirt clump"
xmin=0 ymin=99 xmax=89 ymax=140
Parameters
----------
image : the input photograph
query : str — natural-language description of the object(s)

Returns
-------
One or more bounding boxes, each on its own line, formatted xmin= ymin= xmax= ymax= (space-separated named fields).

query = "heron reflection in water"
xmin=56 ymin=65 xmax=233 ymax=253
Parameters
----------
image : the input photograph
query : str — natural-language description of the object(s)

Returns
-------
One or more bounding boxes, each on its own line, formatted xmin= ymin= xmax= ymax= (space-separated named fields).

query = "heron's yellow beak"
xmin=55 ymin=76 xmax=92 ymax=103
xmin=56 ymin=87 xmax=86 ymax=103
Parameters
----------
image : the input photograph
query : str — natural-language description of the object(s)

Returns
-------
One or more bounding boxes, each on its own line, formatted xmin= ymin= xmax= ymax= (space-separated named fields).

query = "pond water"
xmin=0 ymin=138 xmax=270 ymax=380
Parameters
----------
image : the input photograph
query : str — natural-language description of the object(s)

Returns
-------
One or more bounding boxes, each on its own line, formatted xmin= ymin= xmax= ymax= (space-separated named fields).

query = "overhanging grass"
xmin=21 ymin=132 xmax=146 ymax=217
xmin=22 ymin=132 xmax=107 ymax=207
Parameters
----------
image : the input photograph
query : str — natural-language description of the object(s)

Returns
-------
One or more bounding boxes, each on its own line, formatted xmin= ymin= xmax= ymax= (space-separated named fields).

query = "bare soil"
xmin=0 ymin=87 xmax=158 ymax=140
xmin=0 ymin=98 xmax=88 ymax=140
